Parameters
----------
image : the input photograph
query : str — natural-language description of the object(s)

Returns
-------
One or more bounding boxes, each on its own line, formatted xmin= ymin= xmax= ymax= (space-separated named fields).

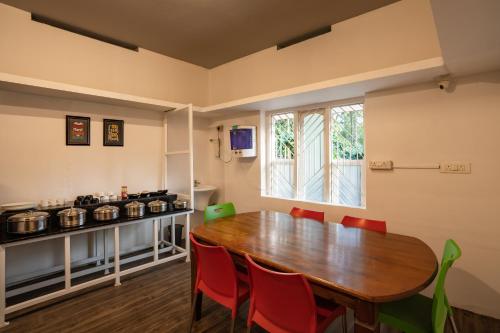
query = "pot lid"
xmin=147 ymin=200 xmax=166 ymax=207
xmin=173 ymin=200 xmax=187 ymax=204
xmin=8 ymin=211 xmax=49 ymax=223
xmin=58 ymin=207 xmax=86 ymax=217
xmin=125 ymin=201 xmax=145 ymax=208
xmin=94 ymin=205 xmax=119 ymax=213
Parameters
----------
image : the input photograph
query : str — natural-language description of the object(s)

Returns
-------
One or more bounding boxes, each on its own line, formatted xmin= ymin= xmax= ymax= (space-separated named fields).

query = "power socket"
xmin=440 ymin=162 xmax=471 ymax=174
xmin=369 ymin=160 xmax=393 ymax=170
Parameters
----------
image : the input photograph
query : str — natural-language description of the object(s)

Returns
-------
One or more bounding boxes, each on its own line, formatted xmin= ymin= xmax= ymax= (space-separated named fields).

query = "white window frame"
xmin=263 ymin=98 xmax=366 ymax=209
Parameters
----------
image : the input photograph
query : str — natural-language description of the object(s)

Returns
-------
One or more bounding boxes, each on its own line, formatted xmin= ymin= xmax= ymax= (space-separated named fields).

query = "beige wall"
xmin=0 ymin=90 xmax=164 ymax=203
xmin=0 ymin=4 xmax=209 ymax=106
xmin=197 ymin=71 xmax=500 ymax=319
xmin=208 ymin=0 xmax=442 ymax=105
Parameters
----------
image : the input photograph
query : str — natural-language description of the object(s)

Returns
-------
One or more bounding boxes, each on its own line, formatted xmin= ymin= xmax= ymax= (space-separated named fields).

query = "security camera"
xmin=438 ymin=79 xmax=450 ymax=90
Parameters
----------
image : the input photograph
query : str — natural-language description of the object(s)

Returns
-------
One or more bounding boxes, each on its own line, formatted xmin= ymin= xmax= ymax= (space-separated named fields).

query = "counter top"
xmin=0 ymin=195 xmax=192 ymax=245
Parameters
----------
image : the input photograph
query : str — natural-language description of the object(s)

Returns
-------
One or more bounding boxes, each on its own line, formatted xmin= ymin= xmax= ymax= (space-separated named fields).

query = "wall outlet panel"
xmin=440 ymin=162 xmax=471 ymax=174
xmin=369 ymin=160 xmax=393 ymax=170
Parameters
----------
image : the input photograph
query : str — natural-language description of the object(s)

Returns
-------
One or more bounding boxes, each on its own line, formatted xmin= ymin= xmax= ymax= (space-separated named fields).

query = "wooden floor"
xmin=1 ymin=259 xmax=499 ymax=333
xmin=0 ymin=259 xmax=255 ymax=333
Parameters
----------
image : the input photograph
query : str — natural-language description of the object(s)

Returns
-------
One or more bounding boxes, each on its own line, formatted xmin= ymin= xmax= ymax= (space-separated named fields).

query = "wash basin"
xmin=193 ymin=185 xmax=216 ymax=211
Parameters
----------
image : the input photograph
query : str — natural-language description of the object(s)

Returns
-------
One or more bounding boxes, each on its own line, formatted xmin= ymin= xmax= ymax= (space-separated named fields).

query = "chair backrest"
xmin=189 ymin=233 xmax=238 ymax=298
xmin=341 ymin=215 xmax=387 ymax=233
xmin=245 ymin=254 xmax=318 ymax=333
xmin=204 ymin=202 xmax=236 ymax=222
xmin=432 ymin=239 xmax=461 ymax=333
xmin=290 ymin=207 xmax=325 ymax=223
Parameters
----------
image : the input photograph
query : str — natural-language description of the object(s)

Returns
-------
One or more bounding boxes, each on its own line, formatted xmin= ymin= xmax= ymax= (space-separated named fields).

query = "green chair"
xmin=378 ymin=239 xmax=461 ymax=333
xmin=204 ymin=202 xmax=236 ymax=222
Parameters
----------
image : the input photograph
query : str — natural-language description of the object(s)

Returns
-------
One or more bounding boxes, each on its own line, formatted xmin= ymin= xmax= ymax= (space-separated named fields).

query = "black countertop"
xmin=0 ymin=194 xmax=192 ymax=245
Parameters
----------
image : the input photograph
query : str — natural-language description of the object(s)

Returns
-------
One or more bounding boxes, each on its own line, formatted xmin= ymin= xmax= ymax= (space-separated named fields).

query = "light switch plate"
xmin=369 ymin=160 xmax=393 ymax=170
xmin=440 ymin=162 xmax=471 ymax=174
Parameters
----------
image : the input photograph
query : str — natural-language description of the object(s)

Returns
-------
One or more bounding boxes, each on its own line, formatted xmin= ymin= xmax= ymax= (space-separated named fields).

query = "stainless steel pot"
xmin=147 ymin=200 xmax=167 ymax=213
xmin=7 ymin=211 xmax=49 ymax=234
xmin=58 ymin=207 xmax=86 ymax=228
xmin=124 ymin=201 xmax=145 ymax=217
xmin=173 ymin=200 xmax=188 ymax=210
xmin=93 ymin=205 xmax=119 ymax=221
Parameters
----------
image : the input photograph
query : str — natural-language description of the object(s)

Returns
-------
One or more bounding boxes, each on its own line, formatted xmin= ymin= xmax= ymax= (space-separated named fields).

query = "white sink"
xmin=193 ymin=185 xmax=217 ymax=211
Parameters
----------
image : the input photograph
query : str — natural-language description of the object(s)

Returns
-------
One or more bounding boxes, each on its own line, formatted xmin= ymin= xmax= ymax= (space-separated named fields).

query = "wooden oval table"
xmin=191 ymin=211 xmax=438 ymax=332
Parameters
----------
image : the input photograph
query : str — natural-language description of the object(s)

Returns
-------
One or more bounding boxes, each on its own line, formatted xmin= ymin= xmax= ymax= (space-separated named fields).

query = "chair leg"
xmin=449 ymin=314 xmax=459 ymax=333
xmin=188 ymin=292 xmax=201 ymax=333
xmin=342 ymin=313 xmax=347 ymax=333
xmin=230 ymin=307 xmax=238 ymax=333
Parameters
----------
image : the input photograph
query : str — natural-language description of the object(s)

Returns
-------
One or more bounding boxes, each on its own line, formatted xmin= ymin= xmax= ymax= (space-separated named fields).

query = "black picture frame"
xmin=103 ymin=119 xmax=124 ymax=146
xmin=66 ymin=115 xmax=91 ymax=146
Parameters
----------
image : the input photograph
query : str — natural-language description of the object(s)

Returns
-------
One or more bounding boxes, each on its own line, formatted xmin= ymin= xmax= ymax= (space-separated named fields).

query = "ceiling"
xmin=430 ymin=0 xmax=500 ymax=76
xmin=1 ymin=0 xmax=399 ymax=68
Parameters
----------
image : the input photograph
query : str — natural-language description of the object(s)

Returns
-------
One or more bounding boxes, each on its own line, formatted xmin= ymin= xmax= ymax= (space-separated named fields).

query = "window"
xmin=266 ymin=102 xmax=365 ymax=208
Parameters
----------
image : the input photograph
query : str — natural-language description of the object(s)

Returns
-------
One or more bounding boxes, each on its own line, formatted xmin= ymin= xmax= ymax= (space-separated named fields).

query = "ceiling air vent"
xmin=277 ymin=26 xmax=331 ymax=50
xmin=31 ymin=14 xmax=139 ymax=52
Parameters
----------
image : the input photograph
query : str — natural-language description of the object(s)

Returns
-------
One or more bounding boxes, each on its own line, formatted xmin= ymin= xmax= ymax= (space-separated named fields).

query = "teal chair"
xmin=378 ymin=239 xmax=461 ymax=333
xmin=204 ymin=202 xmax=236 ymax=222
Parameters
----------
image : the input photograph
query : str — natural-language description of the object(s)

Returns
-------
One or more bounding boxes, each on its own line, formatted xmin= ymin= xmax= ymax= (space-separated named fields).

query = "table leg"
xmin=159 ymin=218 xmax=165 ymax=249
xmin=114 ymin=226 xmax=121 ymax=287
xmin=185 ymin=214 xmax=191 ymax=262
xmin=0 ymin=246 xmax=9 ymax=328
xmin=354 ymin=301 xmax=379 ymax=333
xmin=171 ymin=217 xmax=176 ymax=254
xmin=64 ymin=236 xmax=71 ymax=290
xmin=104 ymin=229 xmax=109 ymax=274
xmin=153 ymin=219 xmax=159 ymax=262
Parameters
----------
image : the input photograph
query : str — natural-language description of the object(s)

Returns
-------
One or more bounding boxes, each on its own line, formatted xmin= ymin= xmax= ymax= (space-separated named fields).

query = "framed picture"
xmin=66 ymin=115 xmax=90 ymax=146
xmin=103 ymin=119 xmax=124 ymax=146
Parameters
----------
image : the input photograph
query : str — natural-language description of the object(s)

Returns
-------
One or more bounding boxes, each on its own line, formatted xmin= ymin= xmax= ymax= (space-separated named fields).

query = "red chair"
xmin=189 ymin=233 xmax=249 ymax=333
xmin=290 ymin=207 xmax=325 ymax=223
xmin=245 ymin=254 xmax=346 ymax=333
xmin=341 ymin=215 xmax=387 ymax=233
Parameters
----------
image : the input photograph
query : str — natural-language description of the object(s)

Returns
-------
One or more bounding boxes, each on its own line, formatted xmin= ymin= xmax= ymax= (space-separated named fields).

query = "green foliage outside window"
xmin=331 ymin=109 xmax=364 ymax=160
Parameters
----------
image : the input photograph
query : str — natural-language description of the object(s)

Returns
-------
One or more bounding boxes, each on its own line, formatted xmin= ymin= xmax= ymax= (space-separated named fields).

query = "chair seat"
xmin=379 ymin=294 xmax=433 ymax=333
xmin=316 ymin=304 xmax=346 ymax=333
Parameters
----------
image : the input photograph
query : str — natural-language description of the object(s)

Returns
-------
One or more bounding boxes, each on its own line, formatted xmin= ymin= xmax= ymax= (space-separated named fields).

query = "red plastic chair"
xmin=245 ymin=254 xmax=346 ymax=333
xmin=341 ymin=215 xmax=387 ymax=233
xmin=290 ymin=207 xmax=325 ymax=223
xmin=189 ymin=233 xmax=249 ymax=333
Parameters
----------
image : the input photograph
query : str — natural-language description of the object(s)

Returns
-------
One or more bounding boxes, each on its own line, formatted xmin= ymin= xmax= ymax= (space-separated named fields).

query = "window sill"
xmin=260 ymin=194 xmax=366 ymax=210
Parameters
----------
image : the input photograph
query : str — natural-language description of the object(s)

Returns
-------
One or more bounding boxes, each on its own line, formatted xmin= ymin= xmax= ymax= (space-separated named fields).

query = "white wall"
xmin=197 ymin=71 xmax=500 ymax=319
xmin=208 ymin=0 xmax=441 ymax=105
xmin=0 ymin=90 xmax=164 ymax=278
xmin=0 ymin=91 xmax=164 ymax=202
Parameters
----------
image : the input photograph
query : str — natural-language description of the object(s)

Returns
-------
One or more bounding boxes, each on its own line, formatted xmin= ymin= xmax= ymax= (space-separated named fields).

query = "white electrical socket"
xmin=440 ymin=162 xmax=471 ymax=174
xmin=369 ymin=160 xmax=393 ymax=170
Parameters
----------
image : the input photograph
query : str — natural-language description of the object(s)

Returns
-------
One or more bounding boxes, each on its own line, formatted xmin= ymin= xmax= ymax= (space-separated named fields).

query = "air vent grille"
xmin=31 ymin=14 xmax=139 ymax=52
xmin=277 ymin=26 xmax=332 ymax=50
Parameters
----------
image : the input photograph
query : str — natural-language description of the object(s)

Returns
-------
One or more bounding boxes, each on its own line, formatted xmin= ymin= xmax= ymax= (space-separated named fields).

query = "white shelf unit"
xmin=163 ymin=104 xmax=194 ymax=241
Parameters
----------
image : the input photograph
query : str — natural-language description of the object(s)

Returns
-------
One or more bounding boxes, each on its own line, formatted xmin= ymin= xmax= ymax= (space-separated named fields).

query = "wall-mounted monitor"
xmin=230 ymin=126 xmax=257 ymax=158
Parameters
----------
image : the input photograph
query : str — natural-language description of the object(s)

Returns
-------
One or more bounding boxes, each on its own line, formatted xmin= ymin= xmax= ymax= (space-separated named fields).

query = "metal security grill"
xmin=267 ymin=102 xmax=365 ymax=208
xmin=269 ymin=113 xmax=295 ymax=198
xmin=331 ymin=104 xmax=364 ymax=207
xmin=299 ymin=110 xmax=325 ymax=202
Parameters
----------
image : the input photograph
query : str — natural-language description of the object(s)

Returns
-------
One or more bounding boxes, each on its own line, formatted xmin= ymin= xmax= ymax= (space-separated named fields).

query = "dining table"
xmin=190 ymin=210 xmax=438 ymax=333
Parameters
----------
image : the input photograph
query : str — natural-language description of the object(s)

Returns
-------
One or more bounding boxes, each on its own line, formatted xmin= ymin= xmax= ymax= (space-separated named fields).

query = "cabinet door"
xmin=164 ymin=104 xmax=193 ymax=205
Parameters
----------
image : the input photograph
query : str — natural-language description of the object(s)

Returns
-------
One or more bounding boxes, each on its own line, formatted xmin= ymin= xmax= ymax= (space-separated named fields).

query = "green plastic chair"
xmin=204 ymin=202 xmax=236 ymax=222
xmin=378 ymin=239 xmax=462 ymax=333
